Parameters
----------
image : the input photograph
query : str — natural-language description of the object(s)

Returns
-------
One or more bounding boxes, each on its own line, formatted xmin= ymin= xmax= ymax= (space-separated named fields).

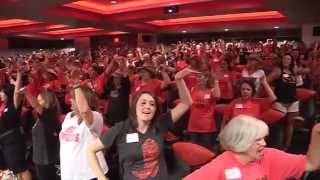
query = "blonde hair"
xmin=219 ymin=115 xmax=269 ymax=153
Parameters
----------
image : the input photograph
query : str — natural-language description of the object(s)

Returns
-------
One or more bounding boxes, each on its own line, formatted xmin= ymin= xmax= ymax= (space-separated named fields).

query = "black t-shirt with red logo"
xmin=0 ymin=104 xmax=21 ymax=135
xmin=100 ymin=111 xmax=173 ymax=180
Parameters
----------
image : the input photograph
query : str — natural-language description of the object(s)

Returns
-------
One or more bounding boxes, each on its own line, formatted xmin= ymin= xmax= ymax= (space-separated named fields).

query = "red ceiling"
xmin=40 ymin=27 xmax=104 ymax=35
xmin=64 ymin=0 xmax=212 ymax=15
xmin=0 ymin=19 xmax=40 ymax=28
xmin=0 ymin=0 xmax=297 ymax=39
xmin=148 ymin=11 xmax=285 ymax=26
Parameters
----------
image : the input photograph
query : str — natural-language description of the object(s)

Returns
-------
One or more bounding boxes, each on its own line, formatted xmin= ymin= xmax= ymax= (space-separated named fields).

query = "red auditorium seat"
xmin=296 ymin=88 xmax=317 ymax=101
xmin=172 ymin=142 xmax=215 ymax=166
xmin=215 ymin=104 xmax=228 ymax=114
xmin=260 ymin=109 xmax=285 ymax=124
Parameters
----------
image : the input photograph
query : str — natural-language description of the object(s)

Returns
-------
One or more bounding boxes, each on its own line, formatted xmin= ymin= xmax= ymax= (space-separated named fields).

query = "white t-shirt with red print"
xmin=59 ymin=111 xmax=108 ymax=180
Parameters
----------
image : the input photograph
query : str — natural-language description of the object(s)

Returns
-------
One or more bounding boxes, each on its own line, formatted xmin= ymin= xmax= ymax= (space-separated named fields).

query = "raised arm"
xmin=267 ymin=67 xmax=281 ymax=84
xmin=71 ymin=69 xmax=94 ymax=127
xmin=261 ymin=75 xmax=277 ymax=102
xmin=213 ymin=79 xmax=221 ymax=98
xmin=305 ymin=123 xmax=320 ymax=171
xmin=171 ymin=68 xmax=197 ymax=123
xmin=13 ymin=68 xmax=23 ymax=109
xmin=295 ymin=66 xmax=311 ymax=75
xmin=104 ymin=57 xmax=116 ymax=75
xmin=160 ymin=65 xmax=172 ymax=90
xmin=211 ymin=71 xmax=221 ymax=98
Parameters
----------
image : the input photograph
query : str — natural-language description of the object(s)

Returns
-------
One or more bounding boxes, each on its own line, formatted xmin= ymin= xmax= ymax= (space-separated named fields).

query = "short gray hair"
xmin=219 ymin=115 xmax=269 ymax=153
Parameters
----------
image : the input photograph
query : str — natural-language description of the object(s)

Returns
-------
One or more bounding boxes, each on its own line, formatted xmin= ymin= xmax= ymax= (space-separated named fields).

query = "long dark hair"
xmin=128 ymin=91 xmax=161 ymax=130
xmin=280 ymin=53 xmax=295 ymax=75
xmin=236 ymin=78 xmax=256 ymax=98
xmin=39 ymin=90 xmax=61 ymax=118
xmin=2 ymin=85 xmax=14 ymax=106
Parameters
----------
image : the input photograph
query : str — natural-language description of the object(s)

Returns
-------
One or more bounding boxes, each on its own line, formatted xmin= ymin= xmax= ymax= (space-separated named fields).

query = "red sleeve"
xmin=223 ymin=100 xmax=237 ymax=121
xmin=95 ymin=73 xmax=108 ymax=96
xmin=184 ymin=159 xmax=223 ymax=180
xmin=264 ymin=148 xmax=307 ymax=179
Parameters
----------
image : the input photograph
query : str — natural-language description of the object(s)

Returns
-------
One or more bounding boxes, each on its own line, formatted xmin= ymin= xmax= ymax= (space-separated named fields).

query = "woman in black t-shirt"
xmin=104 ymin=70 xmax=130 ymax=126
xmin=0 ymin=69 xmax=32 ymax=180
xmin=267 ymin=53 xmax=310 ymax=150
xmin=23 ymin=88 xmax=61 ymax=180
xmin=86 ymin=67 xmax=198 ymax=180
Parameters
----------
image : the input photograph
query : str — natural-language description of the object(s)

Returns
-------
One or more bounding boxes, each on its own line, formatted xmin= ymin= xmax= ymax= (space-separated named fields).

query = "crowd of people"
xmin=0 ymin=38 xmax=320 ymax=179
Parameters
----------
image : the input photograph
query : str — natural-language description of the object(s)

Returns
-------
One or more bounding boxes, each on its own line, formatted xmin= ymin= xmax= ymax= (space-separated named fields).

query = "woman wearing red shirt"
xmin=131 ymin=62 xmax=171 ymax=103
xmin=216 ymin=57 xmax=240 ymax=104
xmin=222 ymin=76 xmax=276 ymax=128
xmin=188 ymin=72 xmax=220 ymax=150
xmin=184 ymin=115 xmax=320 ymax=180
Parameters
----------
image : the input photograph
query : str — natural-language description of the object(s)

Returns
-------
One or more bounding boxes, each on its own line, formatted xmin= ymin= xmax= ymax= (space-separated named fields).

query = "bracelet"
xmin=72 ymin=84 xmax=81 ymax=90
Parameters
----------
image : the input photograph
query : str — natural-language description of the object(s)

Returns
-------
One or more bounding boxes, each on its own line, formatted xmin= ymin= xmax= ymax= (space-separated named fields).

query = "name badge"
xmin=225 ymin=167 xmax=242 ymax=179
xmin=235 ymin=104 xmax=243 ymax=109
xmin=283 ymin=74 xmax=289 ymax=78
xmin=204 ymin=94 xmax=211 ymax=99
xmin=126 ymin=133 xmax=139 ymax=143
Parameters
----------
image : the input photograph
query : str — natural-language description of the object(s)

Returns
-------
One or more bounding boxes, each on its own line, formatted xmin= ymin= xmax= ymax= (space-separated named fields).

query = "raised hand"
xmin=175 ymin=67 xmax=201 ymax=80
xmin=70 ymin=68 xmax=82 ymax=85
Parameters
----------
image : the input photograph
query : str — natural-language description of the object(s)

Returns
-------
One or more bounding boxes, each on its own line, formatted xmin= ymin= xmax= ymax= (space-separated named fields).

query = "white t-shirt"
xmin=59 ymin=111 xmax=108 ymax=180
xmin=241 ymin=69 xmax=265 ymax=91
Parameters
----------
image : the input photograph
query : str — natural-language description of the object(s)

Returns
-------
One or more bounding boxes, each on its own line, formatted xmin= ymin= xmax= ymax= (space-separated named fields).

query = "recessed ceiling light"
xmin=110 ymin=0 xmax=117 ymax=4
xmin=182 ymin=30 xmax=187 ymax=33
xmin=224 ymin=29 xmax=229 ymax=31
xmin=60 ymin=38 xmax=65 ymax=40
xmin=274 ymin=26 xmax=279 ymax=29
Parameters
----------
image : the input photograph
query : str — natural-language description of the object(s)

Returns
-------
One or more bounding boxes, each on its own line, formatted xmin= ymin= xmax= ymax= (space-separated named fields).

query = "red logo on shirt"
xmin=59 ymin=126 xmax=80 ymax=142
xmin=131 ymin=138 xmax=160 ymax=179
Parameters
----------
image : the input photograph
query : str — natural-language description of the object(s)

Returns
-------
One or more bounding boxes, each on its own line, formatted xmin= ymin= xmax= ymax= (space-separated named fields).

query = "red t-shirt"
xmin=224 ymin=98 xmax=262 ymax=121
xmin=94 ymin=73 xmax=108 ymax=96
xmin=176 ymin=60 xmax=188 ymax=71
xmin=43 ymin=79 xmax=62 ymax=93
xmin=131 ymin=77 xmax=163 ymax=99
xmin=184 ymin=148 xmax=306 ymax=180
xmin=27 ymin=74 xmax=42 ymax=96
xmin=218 ymin=72 xmax=240 ymax=100
xmin=188 ymin=88 xmax=217 ymax=133
xmin=185 ymin=74 xmax=198 ymax=90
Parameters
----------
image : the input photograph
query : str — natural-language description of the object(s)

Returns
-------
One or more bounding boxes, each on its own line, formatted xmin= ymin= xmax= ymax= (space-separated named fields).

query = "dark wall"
xmin=8 ymin=37 xmax=74 ymax=49
xmin=90 ymin=34 xmax=137 ymax=49
xmin=158 ymin=28 xmax=302 ymax=44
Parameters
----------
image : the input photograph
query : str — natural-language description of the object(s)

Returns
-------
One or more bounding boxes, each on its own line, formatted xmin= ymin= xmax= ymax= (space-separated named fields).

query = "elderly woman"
xmin=184 ymin=115 xmax=320 ymax=180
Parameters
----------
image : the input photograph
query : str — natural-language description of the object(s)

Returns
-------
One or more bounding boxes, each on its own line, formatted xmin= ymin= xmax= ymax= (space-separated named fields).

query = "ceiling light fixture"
xmin=224 ymin=29 xmax=229 ymax=31
xmin=164 ymin=6 xmax=179 ymax=14
xmin=274 ymin=26 xmax=279 ymax=29
xmin=110 ymin=0 xmax=117 ymax=4
xmin=182 ymin=30 xmax=187 ymax=33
